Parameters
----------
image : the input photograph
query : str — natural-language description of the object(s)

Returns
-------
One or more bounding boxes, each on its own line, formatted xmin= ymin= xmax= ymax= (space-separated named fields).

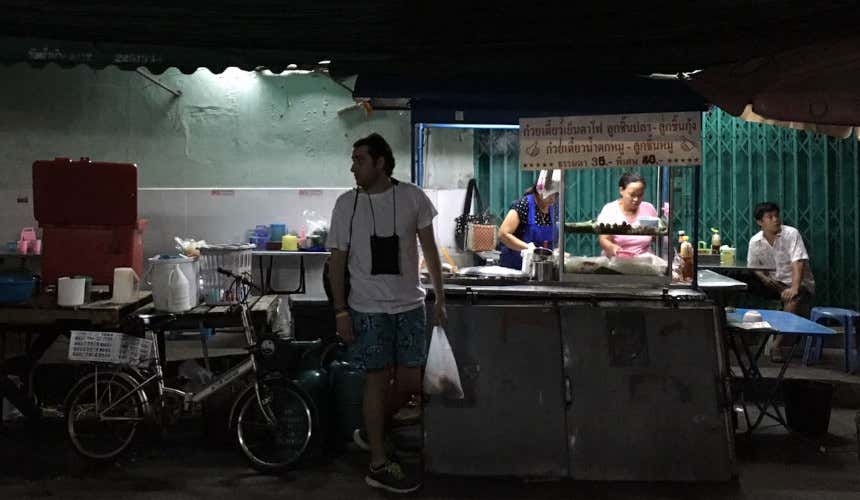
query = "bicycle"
xmin=64 ymin=267 xmax=322 ymax=472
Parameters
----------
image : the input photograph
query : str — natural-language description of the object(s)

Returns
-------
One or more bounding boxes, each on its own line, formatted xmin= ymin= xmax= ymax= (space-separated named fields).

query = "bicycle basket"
xmin=199 ymin=243 xmax=254 ymax=305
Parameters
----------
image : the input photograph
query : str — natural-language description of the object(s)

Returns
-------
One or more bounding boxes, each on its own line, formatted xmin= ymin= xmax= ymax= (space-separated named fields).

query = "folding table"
xmin=726 ymin=308 xmax=835 ymax=433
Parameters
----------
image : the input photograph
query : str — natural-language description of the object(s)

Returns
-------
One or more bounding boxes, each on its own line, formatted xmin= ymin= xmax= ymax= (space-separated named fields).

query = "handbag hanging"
xmin=454 ymin=178 xmax=492 ymax=252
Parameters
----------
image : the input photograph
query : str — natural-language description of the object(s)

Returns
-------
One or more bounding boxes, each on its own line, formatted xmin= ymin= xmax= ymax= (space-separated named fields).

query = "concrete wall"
xmin=0 ymin=64 xmax=412 ymax=190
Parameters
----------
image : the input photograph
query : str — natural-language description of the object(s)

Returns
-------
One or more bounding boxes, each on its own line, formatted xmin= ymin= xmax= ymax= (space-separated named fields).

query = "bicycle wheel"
xmin=65 ymin=373 xmax=144 ymax=460
xmin=235 ymin=380 xmax=314 ymax=472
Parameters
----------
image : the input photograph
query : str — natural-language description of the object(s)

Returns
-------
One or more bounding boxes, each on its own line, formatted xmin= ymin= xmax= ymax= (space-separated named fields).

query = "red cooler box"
xmin=33 ymin=158 xmax=138 ymax=226
xmin=33 ymin=157 xmax=144 ymax=287
xmin=41 ymin=221 xmax=147 ymax=286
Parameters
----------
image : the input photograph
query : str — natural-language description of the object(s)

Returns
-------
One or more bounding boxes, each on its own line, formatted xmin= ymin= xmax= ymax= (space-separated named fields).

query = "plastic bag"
xmin=174 ymin=237 xmax=207 ymax=257
xmin=520 ymin=243 xmax=535 ymax=274
xmin=178 ymin=359 xmax=213 ymax=393
xmin=300 ymin=209 xmax=329 ymax=250
xmin=607 ymin=253 xmax=668 ymax=276
xmin=423 ymin=326 xmax=464 ymax=399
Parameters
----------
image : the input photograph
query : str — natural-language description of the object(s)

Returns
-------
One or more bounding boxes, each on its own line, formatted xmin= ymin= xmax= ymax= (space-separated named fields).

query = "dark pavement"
xmin=1 ymin=409 xmax=859 ymax=500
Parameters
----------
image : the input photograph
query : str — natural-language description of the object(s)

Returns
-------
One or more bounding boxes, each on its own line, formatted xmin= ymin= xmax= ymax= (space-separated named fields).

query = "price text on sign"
xmin=519 ymin=112 xmax=702 ymax=170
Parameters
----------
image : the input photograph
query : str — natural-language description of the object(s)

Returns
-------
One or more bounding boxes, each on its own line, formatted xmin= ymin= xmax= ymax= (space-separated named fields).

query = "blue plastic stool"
xmin=803 ymin=307 xmax=860 ymax=372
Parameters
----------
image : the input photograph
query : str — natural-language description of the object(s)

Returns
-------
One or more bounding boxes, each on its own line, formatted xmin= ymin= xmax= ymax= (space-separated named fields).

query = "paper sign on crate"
xmin=68 ymin=330 xmax=152 ymax=366
xmin=519 ymin=112 xmax=702 ymax=170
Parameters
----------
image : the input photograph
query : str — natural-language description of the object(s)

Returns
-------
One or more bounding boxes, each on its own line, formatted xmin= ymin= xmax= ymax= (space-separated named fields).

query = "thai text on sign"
xmin=519 ymin=112 xmax=702 ymax=170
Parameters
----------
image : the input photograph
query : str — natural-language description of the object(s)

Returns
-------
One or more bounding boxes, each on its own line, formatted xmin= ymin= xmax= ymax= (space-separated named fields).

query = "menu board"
xmin=519 ymin=112 xmax=701 ymax=170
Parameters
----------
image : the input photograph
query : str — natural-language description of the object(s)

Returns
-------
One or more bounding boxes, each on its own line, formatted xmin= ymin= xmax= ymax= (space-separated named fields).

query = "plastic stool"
xmin=803 ymin=307 xmax=860 ymax=372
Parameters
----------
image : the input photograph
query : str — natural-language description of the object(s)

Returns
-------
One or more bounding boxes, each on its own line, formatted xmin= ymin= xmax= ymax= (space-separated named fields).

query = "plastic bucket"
xmin=146 ymin=255 xmax=200 ymax=312
xmin=784 ymin=379 xmax=834 ymax=436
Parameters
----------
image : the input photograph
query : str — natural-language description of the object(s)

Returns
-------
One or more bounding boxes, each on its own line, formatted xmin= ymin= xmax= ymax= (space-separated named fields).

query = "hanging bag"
xmin=454 ymin=179 xmax=495 ymax=252
xmin=423 ymin=326 xmax=464 ymax=399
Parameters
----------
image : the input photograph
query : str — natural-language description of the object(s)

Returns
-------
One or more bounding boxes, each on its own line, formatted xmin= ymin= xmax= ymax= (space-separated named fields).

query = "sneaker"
xmin=353 ymin=428 xmax=370 ymax=451
xmin=365 ymin=461 xmax=421 ymax=494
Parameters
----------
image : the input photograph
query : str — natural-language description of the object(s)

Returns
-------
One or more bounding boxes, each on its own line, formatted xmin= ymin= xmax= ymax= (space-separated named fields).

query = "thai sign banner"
xmin=519 ymin=112 xmax=701 ymax=170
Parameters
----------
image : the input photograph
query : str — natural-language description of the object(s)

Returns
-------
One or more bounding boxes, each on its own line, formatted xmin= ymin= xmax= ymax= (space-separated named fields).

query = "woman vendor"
xmin=498 ymin=170 xmax=559 ymax=270
xmin=597 ymin=172 xmax=657 ymax=257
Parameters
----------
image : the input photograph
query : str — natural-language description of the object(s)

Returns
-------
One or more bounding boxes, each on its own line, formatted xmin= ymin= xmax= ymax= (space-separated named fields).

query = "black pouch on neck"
xmin=368 ymin=180 xmax=401 ymax=275
xmin=370 ymin=233 xmax=400 ymax=275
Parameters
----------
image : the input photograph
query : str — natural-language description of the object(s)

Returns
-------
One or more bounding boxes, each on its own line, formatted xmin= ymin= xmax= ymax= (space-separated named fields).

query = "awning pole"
xmin=134 ymin=68 xmax=182 ymax=97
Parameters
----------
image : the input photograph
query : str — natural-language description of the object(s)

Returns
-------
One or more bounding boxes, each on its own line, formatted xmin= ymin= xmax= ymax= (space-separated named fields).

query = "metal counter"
xmin=424 ymin=283 xmax=735 ymax=482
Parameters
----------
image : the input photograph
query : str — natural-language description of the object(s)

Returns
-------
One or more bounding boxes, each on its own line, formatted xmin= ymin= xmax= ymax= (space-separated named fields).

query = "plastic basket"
xmin=199 ymin=243 xmax=254 ymax=305
xmin=68 ymin=330 xmax=153 ymax=367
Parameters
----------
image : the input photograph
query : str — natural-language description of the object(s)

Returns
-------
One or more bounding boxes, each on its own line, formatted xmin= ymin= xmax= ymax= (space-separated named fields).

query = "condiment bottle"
xmin=710 ymin=228 xmax=721 ymax=255
xmin=679 ymin=236 xmax=694 ymax=282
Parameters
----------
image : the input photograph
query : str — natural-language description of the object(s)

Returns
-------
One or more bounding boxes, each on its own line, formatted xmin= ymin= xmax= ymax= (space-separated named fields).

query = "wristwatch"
xmin=334 ymin=305 xmax=349 ymax=314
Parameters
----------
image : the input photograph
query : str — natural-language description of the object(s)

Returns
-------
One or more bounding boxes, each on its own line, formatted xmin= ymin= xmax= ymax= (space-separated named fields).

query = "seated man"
xmin=747 ymin=201 xmax=815 ymax=361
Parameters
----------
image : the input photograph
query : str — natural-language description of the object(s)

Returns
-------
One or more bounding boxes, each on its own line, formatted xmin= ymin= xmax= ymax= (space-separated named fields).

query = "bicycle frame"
xmin=96 ymin=301 xmax=260 ymax=421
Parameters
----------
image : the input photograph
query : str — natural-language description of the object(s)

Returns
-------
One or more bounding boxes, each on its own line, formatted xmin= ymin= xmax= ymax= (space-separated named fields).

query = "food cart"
xmin=422 ymin=111 xmax=736 ymax=482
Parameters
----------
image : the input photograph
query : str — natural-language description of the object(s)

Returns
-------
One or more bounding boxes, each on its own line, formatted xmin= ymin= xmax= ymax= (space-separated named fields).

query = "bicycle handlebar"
xmin=216 ymin=267 xmax=260 ymax=291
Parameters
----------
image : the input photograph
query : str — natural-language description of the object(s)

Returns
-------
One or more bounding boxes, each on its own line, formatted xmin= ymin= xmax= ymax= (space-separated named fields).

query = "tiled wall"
xmin=1 ymin=186 xmax=468 ymax=298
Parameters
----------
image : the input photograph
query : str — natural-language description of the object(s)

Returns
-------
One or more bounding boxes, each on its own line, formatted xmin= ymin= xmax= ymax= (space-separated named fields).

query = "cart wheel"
xmin=65 ymin=374 xmax=144 ymax=461
xmin=235 ymin=379 xmax=314 ymax=473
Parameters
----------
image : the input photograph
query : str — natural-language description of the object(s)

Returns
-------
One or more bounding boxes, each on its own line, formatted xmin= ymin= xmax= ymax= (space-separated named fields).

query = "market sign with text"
xmin=519 ymin=112 xmax=701 ymax=170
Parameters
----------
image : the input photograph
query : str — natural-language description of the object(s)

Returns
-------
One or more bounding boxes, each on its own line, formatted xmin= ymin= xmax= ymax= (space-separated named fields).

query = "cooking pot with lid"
xmin=532 ymin=261 xmax=557 ymax=282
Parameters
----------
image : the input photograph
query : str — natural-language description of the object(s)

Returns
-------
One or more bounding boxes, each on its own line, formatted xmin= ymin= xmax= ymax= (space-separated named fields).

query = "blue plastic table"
xmin=725 ymin=308 xmax=835 ymax=433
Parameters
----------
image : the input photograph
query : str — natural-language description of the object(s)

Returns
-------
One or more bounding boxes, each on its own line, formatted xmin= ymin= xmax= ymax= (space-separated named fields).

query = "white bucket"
xmin=146 ymin=255 xmax=200 ymax=312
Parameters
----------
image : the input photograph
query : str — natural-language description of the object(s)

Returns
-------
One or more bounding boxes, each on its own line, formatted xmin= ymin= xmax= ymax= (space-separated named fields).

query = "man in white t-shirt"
xmin=326 ymin=133 xmax=445 ymax=494
xmin=747 ymin=201 xmax=815 ymax=361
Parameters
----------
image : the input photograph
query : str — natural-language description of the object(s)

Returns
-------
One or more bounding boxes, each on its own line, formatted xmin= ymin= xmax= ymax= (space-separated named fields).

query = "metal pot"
xmin=532 ymin=247 xmax=553 ymax=262
xmin=532 ymin=260 xmax=556 ymax=282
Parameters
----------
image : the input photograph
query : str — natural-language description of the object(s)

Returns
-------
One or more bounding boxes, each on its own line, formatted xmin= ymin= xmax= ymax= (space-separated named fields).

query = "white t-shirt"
xmin=326 ymin=181 xmax=437 ymax=314
xmin=747 ymin=225 xmax=815 ymax=293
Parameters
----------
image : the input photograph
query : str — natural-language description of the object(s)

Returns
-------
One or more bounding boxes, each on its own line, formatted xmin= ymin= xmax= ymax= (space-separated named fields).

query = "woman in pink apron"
xmin=597 ymin=173 xmax=657 ymax=257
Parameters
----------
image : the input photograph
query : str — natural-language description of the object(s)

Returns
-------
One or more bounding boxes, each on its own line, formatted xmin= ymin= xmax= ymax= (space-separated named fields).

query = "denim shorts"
xmin=347 ymin=305 xmax=427 ymax=372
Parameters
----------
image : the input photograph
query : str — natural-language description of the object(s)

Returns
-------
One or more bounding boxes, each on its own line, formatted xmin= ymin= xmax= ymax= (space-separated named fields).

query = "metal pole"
xmin=410 ymin=121 xmax=417 ymax=185
xmin=667 ymin=166 xmax=675 ymax=282
xmin=692 ymin=163 xmax=701 ymax=289
xmin=414 ymin=123 xmax=425 ymax=186
xmin=558 ymin=171 xmax=566 ymax=281
xmin=134 ymin=68 xmax=182 ymax=97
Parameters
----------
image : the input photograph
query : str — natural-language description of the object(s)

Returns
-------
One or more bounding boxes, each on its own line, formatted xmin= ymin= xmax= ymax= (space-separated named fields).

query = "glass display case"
xmin=556 ymin=164 xmax=702 ymax=288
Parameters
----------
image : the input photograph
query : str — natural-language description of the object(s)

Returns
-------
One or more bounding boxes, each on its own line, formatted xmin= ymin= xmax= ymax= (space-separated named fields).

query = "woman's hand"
xmin=598 ymin=234 xmax=620 ymax=257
